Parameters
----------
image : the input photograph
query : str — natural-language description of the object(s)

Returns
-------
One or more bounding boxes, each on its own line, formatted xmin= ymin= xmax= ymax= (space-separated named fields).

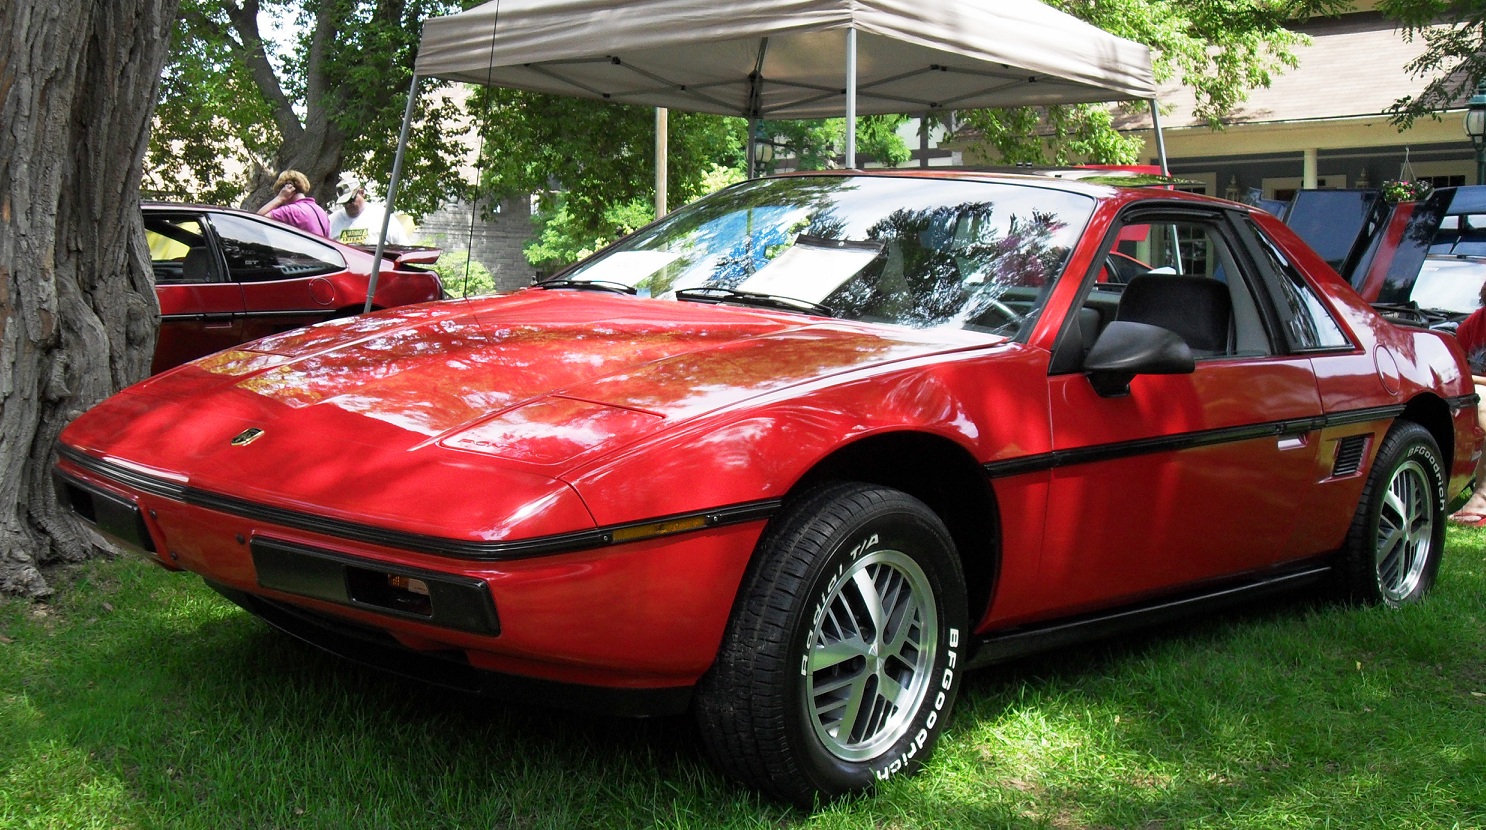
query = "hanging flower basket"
xmin=1382 ymin=179 xmax=1432 ymax=203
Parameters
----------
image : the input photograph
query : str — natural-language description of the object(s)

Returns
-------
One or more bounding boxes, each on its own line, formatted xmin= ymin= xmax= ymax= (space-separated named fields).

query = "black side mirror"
xmin=1084 ymin=320 xmax=1196 ymax=397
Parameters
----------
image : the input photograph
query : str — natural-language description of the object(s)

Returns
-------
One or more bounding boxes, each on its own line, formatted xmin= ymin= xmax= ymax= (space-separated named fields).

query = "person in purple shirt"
xmin=256 ymin=170 xmax=331 ymax=237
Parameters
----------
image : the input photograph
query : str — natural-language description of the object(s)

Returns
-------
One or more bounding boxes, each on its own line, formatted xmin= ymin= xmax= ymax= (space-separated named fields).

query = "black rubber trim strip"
xmin=967 ymin=564 xmax=1332 ymax=668
xmin=160 ymin=310 xmax=339 ymax=322
xmin=1446 ymin=393 xmax=1480 ymax=411
xmin=159 ymin=313 xmax=237 ymax=322
xmin=984 ymin=404 xmax=1407 ymax=478
xmin=55 ymin=445 xmax=781 ymax=562
xmin=1322 ymin=404 xmax=1409 ymax=428
xmin=207 ymin=581 xmax=693 ymax=717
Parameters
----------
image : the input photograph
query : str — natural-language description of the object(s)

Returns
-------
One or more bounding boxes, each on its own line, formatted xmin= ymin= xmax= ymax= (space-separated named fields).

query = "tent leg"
xmin=365 ymin=72 xmax=421 ymax=314
xmin=845 ymin=27 xmax=857 ymax=169
xmin=747 ymin=118 xmax=758 ymax=179
xmin=1149 ymin=98 xmax=1169 ymax=178
xmin=655 ymin=107 xmax=668 ymax=217
xmin=920 ymin=112 xmax=930 ymax=168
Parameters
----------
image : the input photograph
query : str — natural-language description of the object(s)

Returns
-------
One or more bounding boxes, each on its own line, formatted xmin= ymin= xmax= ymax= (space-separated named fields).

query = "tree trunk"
xmin=243 ymin=126 xmax=348 ymax=212
xmin=0 ymin=0 xmax=179 ymax=596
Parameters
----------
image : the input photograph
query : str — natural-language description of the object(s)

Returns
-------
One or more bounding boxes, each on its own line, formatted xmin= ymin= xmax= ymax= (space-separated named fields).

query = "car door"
xmin=145 ymin=210 xmax=246 ymax=374
xmin=205 ymin=212 xmax=350 ymax=344
xmin=1035 ymin=207 xmax=1329 ymax=617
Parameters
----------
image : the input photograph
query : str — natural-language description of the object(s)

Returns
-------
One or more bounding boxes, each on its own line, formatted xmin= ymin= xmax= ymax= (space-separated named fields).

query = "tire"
xmin=694 ymin=483 xmax=969 ymax=805
xmin=1340 ymin=421 xmax=1445 ymax=607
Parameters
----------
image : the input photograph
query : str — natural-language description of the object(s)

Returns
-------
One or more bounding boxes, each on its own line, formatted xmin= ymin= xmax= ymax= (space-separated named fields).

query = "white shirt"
xmin=329 ymin=204 xmax=412 ymax=246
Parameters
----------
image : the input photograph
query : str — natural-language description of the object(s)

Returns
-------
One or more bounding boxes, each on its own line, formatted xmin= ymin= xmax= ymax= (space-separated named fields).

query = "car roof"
xmin=142 ymin=201 xmax=262 ymax=214
xmin=762 ymin=169 xmax=1235 ymax=211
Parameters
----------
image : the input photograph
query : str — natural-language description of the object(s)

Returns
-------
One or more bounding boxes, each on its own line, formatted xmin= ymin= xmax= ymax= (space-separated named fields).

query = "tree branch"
xmin=301 ymin=0 xmax=338 ymax=141
xmin=222 ymin=0 xmax=304 ymax=144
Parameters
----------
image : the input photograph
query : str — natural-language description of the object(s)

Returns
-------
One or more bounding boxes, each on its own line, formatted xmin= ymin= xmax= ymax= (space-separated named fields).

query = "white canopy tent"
xmin=416 ymin=0 xmax=1156 ymax=117
xmin=366 ymin=0 xmax=1166 ymax=308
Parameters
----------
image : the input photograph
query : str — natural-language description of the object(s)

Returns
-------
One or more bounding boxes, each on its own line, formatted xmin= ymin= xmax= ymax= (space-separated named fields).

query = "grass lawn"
xmin=2 ymin=530 xmax=1484 ymax=829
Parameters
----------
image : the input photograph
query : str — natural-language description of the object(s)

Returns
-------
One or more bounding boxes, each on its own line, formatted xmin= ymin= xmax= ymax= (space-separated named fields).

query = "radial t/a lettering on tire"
xmin=694 ymin=483 xmax=969 ymax=805
xmin=1341 ymin=421 xmax=1445 ymax=607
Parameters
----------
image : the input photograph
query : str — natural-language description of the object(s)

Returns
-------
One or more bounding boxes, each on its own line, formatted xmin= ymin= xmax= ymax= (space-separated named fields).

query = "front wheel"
xmin=1340 ymin=421 xmax=1445 ymax=606
xmin=694 ymin=483 xmax=969 ymax=805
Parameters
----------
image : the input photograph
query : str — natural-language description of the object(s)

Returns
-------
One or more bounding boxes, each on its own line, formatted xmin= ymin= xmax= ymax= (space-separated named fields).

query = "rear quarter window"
xmin=1247 ymin=219 xmax=1353 ymax=351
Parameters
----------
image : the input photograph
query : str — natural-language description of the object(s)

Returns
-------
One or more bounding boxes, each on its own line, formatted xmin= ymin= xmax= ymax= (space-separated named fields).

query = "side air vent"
xmin=1331 ymin=435 xmax=1369 ymax=478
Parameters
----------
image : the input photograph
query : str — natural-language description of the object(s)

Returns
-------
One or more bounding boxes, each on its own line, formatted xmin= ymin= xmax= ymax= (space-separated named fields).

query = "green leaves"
xmin=471 ymin=89 xmax=746 ymax=240
xmin=1379 ymin=0 xmax=1486 ymax=128
xmin=147 ymin=0 xmax=468 ymax=216
xmin=147 ymin=0 xmax=1351 ymax=261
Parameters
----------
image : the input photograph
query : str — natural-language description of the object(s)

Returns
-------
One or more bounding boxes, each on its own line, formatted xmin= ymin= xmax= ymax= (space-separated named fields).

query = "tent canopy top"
xmin=415 ymin=0 xmax=1157 ymax=119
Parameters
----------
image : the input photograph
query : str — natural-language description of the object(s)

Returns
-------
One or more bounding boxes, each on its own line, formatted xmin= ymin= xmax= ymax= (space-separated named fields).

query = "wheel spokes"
xmin=809 ymin=636 xmax=870 ymax=674
xmin=1375 ymin=461 xmax=1434 ymax=601
xmin=807 ymin=549 xmax=938 ymax=761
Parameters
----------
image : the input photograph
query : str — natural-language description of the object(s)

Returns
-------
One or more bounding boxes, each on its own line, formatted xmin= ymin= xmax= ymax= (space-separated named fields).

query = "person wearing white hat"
xmin=328 ymin=176 xmax=412 ymax=246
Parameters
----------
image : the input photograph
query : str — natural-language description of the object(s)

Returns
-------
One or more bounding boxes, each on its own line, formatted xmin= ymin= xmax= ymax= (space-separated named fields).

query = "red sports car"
xmin=59 ymin=172 xmax=1479 ymax=804
xmin=143 ymin=203 xmax=443 ymax=373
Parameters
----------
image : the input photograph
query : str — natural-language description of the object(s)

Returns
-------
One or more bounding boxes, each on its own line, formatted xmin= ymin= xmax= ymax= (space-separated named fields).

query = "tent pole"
xmin=655 ymin=107 xmax=668 ymax=217
xmin=747 ymin=118 xmax=758 ymax=178
xmin=1149 ymin=98 xmax=1169 ymax=177
xmin=745 ymin=38 xmax=769 ymax=179
xmin=920 ymin=112 xmax=930 ymax=168
xmin=365 ymin=72 xmax=421 ymax=313
xmin=845 ymin=27 xmax=857 ymax=169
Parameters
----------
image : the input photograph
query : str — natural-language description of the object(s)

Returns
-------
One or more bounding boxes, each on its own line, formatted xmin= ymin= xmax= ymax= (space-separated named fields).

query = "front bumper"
xmin=54 ymin=450 xmax=773 ymax=706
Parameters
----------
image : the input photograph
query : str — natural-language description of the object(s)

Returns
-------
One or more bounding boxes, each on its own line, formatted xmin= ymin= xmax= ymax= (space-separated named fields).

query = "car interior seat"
xmin=181 ymin=246 xmax=215 ymax=283
xmin=1113 ymin=274 xmax=1233 ymax=357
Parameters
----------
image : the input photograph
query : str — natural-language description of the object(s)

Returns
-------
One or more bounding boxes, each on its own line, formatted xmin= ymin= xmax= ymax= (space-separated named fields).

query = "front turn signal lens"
xmin=387 ymin=574 xmax=430 ymax=596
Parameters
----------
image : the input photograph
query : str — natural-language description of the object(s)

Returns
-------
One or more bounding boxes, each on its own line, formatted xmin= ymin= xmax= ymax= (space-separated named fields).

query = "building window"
xmin=1263 ymin=176 xmax=1348 ymax=203
xmin=1420 ymin=174 xmax=1467 ymax=189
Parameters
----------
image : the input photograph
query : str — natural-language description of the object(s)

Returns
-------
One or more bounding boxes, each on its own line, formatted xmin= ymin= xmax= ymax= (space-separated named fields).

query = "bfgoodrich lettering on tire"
xmin=1341 ymin=421 xmax=1445 ymax=607
xmin=694 ymin=483 xmax=969 ymax=805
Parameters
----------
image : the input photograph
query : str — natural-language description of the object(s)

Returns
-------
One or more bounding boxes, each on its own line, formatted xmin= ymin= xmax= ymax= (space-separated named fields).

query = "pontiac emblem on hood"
xmin=230 ymin=427 xmax=265 ymax=447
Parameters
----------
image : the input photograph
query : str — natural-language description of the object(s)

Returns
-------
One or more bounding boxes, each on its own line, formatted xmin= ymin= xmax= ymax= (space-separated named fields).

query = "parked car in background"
xmin=63 ymin=172 xmax=1478 ymax=804
xmin=1280 ymin=186 xmax=1486 ymax=330
xmin=144 ymin=203 xmax=443 ymax=373
xmin=1281 ymin=188 xmax=1388 ymax=277
xmin=1354 ymin=187 xmax=1486 ymax=327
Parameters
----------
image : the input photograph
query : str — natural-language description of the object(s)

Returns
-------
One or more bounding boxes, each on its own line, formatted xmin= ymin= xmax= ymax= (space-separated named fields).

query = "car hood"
xmin=62 ymin=291 xmax=992 ymax=539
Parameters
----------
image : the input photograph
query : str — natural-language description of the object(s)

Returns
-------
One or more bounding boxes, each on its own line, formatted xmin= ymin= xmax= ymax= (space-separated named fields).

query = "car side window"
xmin=1081 ymin=215 xmax=1273 ymax=360
xmin=145 ymin=213 xmax=219 ymax=284
xmin=1244 ymin=219 xmax=1353 ymax=352
xmin=208 ymin=213 xmax=344 ymax=283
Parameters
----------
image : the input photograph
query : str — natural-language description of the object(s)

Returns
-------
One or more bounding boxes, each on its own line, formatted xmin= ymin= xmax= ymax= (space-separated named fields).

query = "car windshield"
xmin=547 ymin=175 xmax=1096 ymax=335
xmin=1430 ymin=213 xmax=1486 ymax=257
xmin=1406 ymin=257 xmax=1486 ymax=316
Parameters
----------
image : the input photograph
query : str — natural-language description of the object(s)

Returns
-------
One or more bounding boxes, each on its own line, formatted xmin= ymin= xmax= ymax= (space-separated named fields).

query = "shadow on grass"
xmin=7 ymin=542 xmax=1484 ymax=828
xmin=940 ymin=570 xmax=1486 ymax=828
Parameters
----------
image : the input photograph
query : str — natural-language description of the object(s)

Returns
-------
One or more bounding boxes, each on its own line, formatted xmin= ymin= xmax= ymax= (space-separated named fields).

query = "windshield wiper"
xmin=538 ymin=278 xmax=637 ymax=295
xmin=675 ymin=286 xmax=833 ymax=317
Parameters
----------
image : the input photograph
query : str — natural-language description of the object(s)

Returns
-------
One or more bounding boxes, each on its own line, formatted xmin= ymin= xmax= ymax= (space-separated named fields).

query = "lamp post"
xmin=1466 ymin=81 xmax=1486 ymax=184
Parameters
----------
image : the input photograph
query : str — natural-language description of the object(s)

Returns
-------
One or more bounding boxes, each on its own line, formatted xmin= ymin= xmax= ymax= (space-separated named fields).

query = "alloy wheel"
xmin=805 ymin=549 xmax=938 ymax=762
xmin=1375 ymin=458 xmax=1434 ymax=603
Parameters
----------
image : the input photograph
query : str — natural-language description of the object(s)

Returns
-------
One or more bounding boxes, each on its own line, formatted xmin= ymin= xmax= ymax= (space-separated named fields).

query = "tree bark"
xmin=1 ymin=0 xmax=178 ymax=596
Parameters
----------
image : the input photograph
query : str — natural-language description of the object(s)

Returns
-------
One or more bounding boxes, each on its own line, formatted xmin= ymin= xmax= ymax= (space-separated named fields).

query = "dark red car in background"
xmin=63 ymin=173 xmax=1479 ymax=803
xmin=144 ymin=203 xmax=443 ymax=373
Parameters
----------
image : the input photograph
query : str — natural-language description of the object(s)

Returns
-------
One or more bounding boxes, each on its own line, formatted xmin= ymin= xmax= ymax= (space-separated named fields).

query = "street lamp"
xmin=1466 ymin=81 xmax=1486 ymax=184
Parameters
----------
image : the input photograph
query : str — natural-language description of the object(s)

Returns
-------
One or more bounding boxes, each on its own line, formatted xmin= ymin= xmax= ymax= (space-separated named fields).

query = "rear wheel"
xmin=1340 ymin=421 xmax=1445 ymax=606
xmin=694 ymin=483 xmax=968 ymax=805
